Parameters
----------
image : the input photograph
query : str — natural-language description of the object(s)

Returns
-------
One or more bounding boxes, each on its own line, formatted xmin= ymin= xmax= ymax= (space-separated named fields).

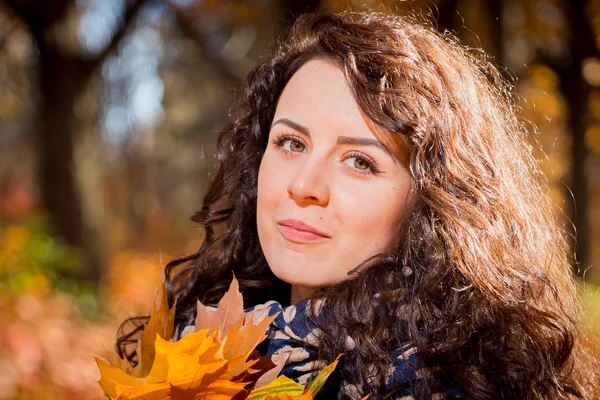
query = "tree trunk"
xmin=36 ymin=39 xmax=101 ymax=281
xmin=554 ymin=0 xmax=594 ymax=278
xmin=5 ymin=0 xmax=145 ymax=283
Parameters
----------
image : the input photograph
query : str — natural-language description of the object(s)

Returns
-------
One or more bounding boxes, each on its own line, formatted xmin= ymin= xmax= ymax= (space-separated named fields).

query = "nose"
xmin=287 ymin=155 xmax=330 ymax=207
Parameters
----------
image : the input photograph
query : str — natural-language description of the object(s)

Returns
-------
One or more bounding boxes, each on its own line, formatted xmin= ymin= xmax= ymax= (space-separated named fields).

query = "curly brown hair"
xmin=118 ymin=9 xmax=600 ymax=399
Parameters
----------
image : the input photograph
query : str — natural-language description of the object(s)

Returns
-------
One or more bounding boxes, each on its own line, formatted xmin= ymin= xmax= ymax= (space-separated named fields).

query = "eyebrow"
xmin=336 ymin=136 xmax=394 ymax=160
xmin=271 ymin=118 xmax=396 ymax=161
xmin=271 ymin=118 xmax=311 ymax=136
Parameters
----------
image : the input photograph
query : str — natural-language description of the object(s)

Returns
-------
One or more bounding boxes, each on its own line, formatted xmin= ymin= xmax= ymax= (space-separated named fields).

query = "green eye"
xmin=353 ymin=158 xmax=369 ymax=170
xmin=289 ymin=140 xmax=306 ymax=152
xmin=344 ymin=156 xmax=370 ymax=171
xmin=271 ymin=133 xmax=308 ymax=154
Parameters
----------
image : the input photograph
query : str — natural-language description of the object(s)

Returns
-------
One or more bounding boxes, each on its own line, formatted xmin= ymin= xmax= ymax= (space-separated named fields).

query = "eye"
xmin=285 ymin=139 xmax=306 ymax=153
xmin=342 ymin=152 xmax=382 ymax=175
xmin=271 ymin=133 xmax=307 ymax=154
xmin=345 ymin=156 xmax=370 ymax=171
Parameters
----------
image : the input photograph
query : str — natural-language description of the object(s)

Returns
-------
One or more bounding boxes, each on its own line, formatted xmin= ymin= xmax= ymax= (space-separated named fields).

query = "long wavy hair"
xmin=117 ymin=9 xmax=599 ymax=399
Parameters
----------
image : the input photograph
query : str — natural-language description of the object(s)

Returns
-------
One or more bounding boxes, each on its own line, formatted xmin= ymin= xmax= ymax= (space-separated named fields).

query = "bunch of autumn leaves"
xmin=95 ymin=273 xmax=343 ymax=399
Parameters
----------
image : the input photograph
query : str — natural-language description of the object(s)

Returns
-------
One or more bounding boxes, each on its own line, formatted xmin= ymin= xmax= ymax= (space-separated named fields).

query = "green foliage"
xmin=0 ymin=213 xmax=100 ymax=318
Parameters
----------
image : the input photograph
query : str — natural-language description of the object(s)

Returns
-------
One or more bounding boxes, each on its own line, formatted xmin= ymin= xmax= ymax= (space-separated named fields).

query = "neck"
xmin=290 ymin=285 xmax=315 ymax=304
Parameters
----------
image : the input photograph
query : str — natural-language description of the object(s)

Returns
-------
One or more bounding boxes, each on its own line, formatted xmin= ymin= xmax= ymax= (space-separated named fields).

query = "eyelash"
xmin=270 ymin=132 xmax=382 ymax=176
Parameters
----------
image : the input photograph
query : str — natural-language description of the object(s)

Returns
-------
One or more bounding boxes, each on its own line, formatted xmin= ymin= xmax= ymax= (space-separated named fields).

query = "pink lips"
xmin=277 ymin=219 xmax=330 ymax=243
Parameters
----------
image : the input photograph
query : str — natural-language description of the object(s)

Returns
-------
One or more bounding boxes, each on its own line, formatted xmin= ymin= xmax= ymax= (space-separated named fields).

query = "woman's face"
xmin=257 ymin=58 xmax=412 ymax=288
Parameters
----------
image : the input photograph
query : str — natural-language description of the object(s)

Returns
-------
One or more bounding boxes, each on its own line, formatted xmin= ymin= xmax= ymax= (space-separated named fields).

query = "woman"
xmin=118 ymin=10 xmax=599 ymax=399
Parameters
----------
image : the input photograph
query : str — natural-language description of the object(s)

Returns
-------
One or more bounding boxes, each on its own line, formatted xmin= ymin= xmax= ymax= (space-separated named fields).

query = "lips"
xmin=277 ymin=219 xmax=330 ymax=243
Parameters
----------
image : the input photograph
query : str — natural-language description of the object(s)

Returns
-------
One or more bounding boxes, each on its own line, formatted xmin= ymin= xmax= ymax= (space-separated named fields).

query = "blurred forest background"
xmin=0 ymin=0 xmax=599 ymax=398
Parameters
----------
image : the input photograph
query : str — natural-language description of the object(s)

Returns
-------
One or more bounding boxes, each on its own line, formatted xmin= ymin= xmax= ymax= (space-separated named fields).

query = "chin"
xmin=267 ymin=261 xmax=327 ymax=288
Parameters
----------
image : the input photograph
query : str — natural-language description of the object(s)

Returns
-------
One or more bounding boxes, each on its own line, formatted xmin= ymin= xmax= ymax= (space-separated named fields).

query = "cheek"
xmin=257 ymin=152 xmax=285 ymax=209
xmin=257 ymin=151 xmax=288 ymax=241
xmin=336 ymin=184 xmax=409 ymax=250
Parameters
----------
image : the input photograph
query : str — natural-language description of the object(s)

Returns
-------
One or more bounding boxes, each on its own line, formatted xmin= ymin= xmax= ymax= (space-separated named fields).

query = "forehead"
xmin=275 ymin=58 xmax=365 ymax=130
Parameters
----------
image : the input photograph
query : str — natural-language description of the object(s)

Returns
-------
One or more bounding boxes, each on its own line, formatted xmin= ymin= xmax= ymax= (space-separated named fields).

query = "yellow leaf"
xmin=254 ymin=354 xmax=344 ymax=399
xmin=247 ymin=375 xmax=306 ymax=400
xmin=96 ymin=357 xmax=142 ymax=398
xmin=306 ymin=353 xmax=343 ymax=395
xmin=114 ymin=380 xmax=171 ymax=399
xmin=99 ymin=329 xmax=248 ymax=399
xmin=97 ymin=273 xmax=298 ymax=399
xmin=136 ymin=268 xmax=176 ymax=377
xmin=265 ymin=394 xmax=314 ymax=400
